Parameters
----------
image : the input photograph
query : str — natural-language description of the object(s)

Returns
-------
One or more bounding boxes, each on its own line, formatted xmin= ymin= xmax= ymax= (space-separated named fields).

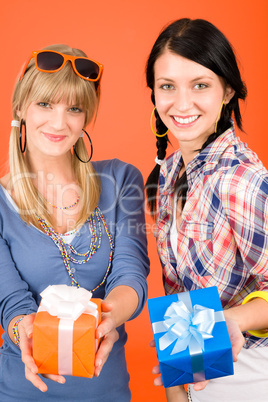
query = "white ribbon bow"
xmin=40 ymin=284 xmax=97 ymax=320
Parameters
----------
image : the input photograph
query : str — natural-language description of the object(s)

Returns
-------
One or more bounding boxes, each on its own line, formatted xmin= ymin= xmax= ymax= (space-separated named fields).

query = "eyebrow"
xmin=155 ymin=77 xmax=175 ymax=82
xmin=155 ymin=75 xmax=214 ymax=82
xmin=191 ymin=75 xmax=214 ymax=82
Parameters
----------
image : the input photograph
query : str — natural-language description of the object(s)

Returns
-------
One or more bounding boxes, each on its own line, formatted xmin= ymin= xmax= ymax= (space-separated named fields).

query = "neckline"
xmin=0 ymin=184 xmax=83 ymax=239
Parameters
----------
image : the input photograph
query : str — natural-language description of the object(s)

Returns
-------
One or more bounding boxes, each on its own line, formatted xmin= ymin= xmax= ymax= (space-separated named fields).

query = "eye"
xmin=69 ymin=106 xmax=83 ymax=113
xmin=194 ymin=83 xmax=208 ymax=90
xmin=160 ymin=84 xmax=174 ymax=90
xmin=37 ymin=102 xmax=50 ymax=108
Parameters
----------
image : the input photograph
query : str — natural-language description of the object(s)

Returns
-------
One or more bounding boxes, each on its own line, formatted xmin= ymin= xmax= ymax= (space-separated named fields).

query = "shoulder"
xmin=216 ymin=154 xmax=268 ymax=200
xmin=164 ymin=150 xmax=181 ymax=170
xmin=204 ymin=135 xmax=266 ymax=184
xmin=0 ymin=182 xmax=17 ymax=228
xmin=92 ymin=159 xmax=145 ymax=211
xmin=92 ymin=158 xmax=141 ymax=173
xmin=92 ymin=158 xmax=144 ymax=184
xmin=0 ymin=174 xmax=11 ymax=189
xmin=0 ymin=175 xmax=11 ymax=204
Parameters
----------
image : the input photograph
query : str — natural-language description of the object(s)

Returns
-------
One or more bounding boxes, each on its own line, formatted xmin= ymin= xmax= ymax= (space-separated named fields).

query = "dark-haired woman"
xmin=146 ymin=18 xmax=268 ymax=402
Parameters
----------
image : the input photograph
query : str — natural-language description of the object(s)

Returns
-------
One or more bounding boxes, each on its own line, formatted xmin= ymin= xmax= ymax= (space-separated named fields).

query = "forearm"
xmin=224 ymin=297 xmax=268 ymax=333
xmin=104 ymin=285 xmax=139 ymax=327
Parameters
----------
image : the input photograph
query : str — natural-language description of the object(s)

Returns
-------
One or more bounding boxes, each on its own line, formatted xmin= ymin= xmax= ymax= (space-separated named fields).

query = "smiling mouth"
xmin=43 ymin=133 xmax=66 ymax=142
xmin=173 ymin=115 xmax=199 ymax=124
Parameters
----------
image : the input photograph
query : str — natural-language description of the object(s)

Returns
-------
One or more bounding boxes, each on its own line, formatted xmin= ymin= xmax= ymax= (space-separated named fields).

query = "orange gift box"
xmin=33 ymin=285 xmax=101 ymax=378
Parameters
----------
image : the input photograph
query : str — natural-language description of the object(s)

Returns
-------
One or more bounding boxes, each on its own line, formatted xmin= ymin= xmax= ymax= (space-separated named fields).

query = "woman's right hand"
xmin=16 ymin=314 xmax=66 ymax=392
xmin=94 ymin=301 xmax=119 ymax=377
xmin=150 ymin=339 xmax=188 ymax=401
xmin=165 ymin=386 xmax=189 ymax=402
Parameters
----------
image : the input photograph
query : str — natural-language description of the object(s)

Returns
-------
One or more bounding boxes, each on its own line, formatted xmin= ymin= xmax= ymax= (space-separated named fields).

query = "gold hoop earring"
xmin=150 ymin=107 xmax=169 ymax=137
xmin=214 ymin=100 xmax=226 ymax=133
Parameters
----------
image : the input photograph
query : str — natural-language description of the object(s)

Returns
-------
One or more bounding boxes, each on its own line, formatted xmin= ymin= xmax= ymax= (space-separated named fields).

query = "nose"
xmin=49 ymin=107 xmax=67 ymax=131
xmin=174 ymin=89 xmax=193 ymax=112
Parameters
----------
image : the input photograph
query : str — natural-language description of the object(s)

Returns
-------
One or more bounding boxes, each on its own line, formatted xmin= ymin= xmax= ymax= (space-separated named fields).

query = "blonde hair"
xmin=10 ymin=44 xmax=101 ymax=229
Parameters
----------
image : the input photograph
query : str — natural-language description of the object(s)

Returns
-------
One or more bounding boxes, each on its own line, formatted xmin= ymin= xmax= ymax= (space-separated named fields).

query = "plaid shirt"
xmin=155 ymin=125 xmax=268 ymax=347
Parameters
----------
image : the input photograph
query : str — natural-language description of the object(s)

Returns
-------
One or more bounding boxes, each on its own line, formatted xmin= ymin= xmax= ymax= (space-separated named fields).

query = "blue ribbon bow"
xmin=158 ymin=300 xmax=216 ymax=355
xmin=153 ymin=292 xmax=224 ymax=355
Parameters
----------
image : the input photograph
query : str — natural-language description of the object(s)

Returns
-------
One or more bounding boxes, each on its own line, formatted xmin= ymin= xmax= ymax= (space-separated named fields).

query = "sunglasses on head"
xmin=19 ymin=50 xmax=104 ymax=86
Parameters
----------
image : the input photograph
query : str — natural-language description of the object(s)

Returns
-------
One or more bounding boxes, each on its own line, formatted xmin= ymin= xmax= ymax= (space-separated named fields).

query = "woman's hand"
xmin=150 ymin=339 xmax=162 ymax=386
xmin=224 ymin=314 xmax=245 ymax=362
xmin=94 ymin=285 xmax=139 ymax=377
xmin=192 ymin=314 xmax=245 ymax=391
xmin=94 ymin=301 xmax=119 ymax=377
xmin=150 ymin=340 xmax=188 ymax=401
xmin=151 ymin=336 xmax=222 ymax=393
xmin=15 ymin=314 xmax=65 ymax=392
xmin=165 ymin=386 xmax=189 ymax=402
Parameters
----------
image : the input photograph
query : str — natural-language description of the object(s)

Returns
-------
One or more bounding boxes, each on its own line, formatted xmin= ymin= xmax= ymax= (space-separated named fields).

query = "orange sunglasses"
xmin=19 ymin=50 xmax=104 ymax=85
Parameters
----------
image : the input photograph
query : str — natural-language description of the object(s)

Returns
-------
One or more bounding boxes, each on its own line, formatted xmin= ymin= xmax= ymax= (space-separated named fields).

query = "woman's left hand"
xmin=192 ymin=314 xmax=245 ymax=391
xmin=224 ymin=314 xmax=245 ymax=361
xmin=94 ymin=301 xmax=119 ymax=377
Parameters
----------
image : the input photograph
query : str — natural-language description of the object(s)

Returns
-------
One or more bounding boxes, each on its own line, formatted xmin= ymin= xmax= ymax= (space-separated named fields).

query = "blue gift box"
xmin=148 ymin=287 xmax=234 ymax=388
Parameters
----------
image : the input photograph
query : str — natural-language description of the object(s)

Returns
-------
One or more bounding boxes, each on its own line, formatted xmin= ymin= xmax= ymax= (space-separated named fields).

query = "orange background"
xmin=0 ymin=1 xmax=267 ymax=400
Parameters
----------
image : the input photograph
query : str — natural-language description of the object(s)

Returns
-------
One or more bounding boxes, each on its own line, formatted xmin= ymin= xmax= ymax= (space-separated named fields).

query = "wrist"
xmin=165 ymin=385 xmax=187 ymax=401
xmin=224 ymin=294 xmax=268 ymax=336
xmin=242 ymin=292 xmax=268 ymax=337
xmin=11 ymin=316 xmax=25 ymax=347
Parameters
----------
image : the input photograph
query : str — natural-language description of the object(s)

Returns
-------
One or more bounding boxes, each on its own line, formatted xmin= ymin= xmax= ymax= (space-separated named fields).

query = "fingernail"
xmin=98 ymin=359 xmax=102 ymax=367
xmin=58 ymin=378 xmax=65 ymax=384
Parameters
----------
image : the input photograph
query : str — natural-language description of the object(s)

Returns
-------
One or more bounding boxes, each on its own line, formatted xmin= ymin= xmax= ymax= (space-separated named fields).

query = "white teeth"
xmin=173 ymin=115 xmax=199 ymax=124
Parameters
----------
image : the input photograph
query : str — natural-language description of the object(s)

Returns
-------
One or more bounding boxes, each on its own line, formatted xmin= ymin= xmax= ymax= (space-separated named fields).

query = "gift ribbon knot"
xmin=40 ymin=284 xmax=98 ymax=319
xmin=152 ymin=292 xmax=224 ymax=356
xmin=159 ymin=300 xmax=216 ymax=355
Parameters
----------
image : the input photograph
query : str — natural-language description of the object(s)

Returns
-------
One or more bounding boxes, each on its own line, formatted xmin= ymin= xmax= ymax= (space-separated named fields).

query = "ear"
xmin=16 ymin=110 xmax=21 ymax=118
xmin=224 ymin=85 xmax=235 ymax=104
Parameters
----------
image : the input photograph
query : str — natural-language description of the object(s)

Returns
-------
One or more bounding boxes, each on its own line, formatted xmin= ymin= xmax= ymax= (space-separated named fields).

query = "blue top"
xmin=0 ymin=159 xmax=149 ymax=401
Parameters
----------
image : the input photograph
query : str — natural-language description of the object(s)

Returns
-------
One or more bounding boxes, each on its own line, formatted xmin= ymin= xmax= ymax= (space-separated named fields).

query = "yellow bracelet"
xmin=242 ymin=291 xmax=268 ymax=338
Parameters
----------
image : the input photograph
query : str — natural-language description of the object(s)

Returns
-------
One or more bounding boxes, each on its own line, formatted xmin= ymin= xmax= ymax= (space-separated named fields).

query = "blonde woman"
xmin=0 ymin=44 xmax=149 ymax=401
